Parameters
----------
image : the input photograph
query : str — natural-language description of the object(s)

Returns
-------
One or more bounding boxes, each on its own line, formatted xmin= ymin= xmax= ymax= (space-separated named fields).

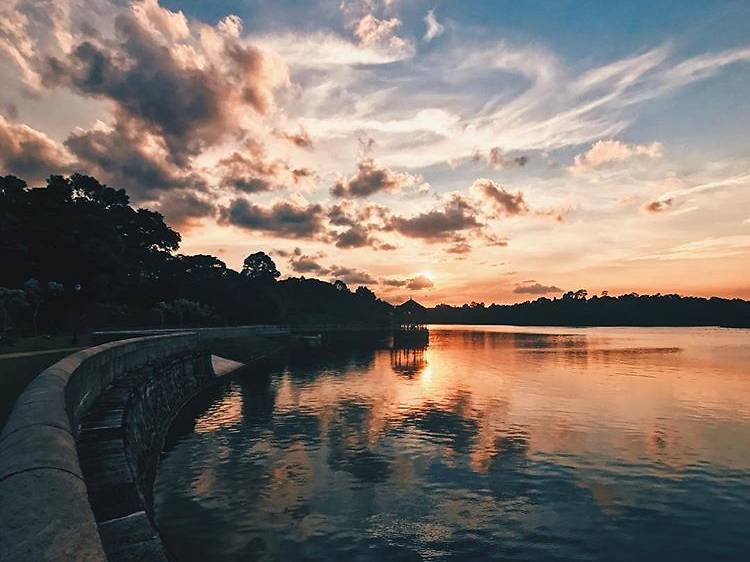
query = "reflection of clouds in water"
xmin=155 ymin=327 xmax=750 ymax=561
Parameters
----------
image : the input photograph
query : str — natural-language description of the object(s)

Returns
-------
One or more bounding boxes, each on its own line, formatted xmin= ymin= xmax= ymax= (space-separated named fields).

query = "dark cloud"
xmin=328 ymin=201 xmax=388 ymax=226
xmin=472 ymin=179 xmax=529 ymax=216
xmin=328 ymin=201 xmax=392 ymax=249
xmin=273 ymin=248 xmax=300 ymax=258
xmin=513 ymin=282 xmax=562 ymax=295
xmin=406 ymin=275 xmax=434 ymax=290
xmin=642 ymin=198 xmax=673 ymax=214
xmin=382 ymin=276 xmax=434 ymax=290
xmin=150 ymin=190 xmax=215 ymax=228
xmin=331 ymin=158 xmax=423 ymax=198
xmin=292 ymin=167 xmax=314 ymax=183
xmin=335 ymin=225 xmax=372 ymax=248
xmin=446 ymin=242 xmax=472 ymax=254
xmin=488 ymin=148 xmax=529 ymax=170
xmin=289 ymin=250 xmax=329 ymax=274
xmin=453 ymin=149 xmax=529 ymax=170
xmin=483 ymin=233 xmax=509 ymax=247
xmin=274 ymin=127 xmax=313 ymax=149
xmin=64 ymin=112 xmax=204 ymax=198
xmin=45 ymin=6 xmax=286 ymax=164
xmin=220 ymin=198 xmax=325 ymax=238
xmin=390 ymin=195 xmax=481 ymax=241
xmin=218 ymin=151 xmax=279 ymax=193
xmin=328 ymin=265 xmax=377 ymax=285
xmin=0 ymin=115 xmax=69 ymax=182
xmin=227 ymin=177 xmax=273 ymax=193
xmin=218 ymin=144 xmax=315 ymax=193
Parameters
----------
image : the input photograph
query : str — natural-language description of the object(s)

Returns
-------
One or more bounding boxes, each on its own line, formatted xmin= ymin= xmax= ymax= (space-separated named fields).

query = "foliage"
xmin=242 ymin=252 xmax=281 ymax=282
xmin=0 ymin=174 xmax=393 ymax=331
xmin=413 ymin=292 xmax=750 ymax=328
xmin=3 ymin=172 xmax=749 ymax=331
xmin=0 ymin=287 xmax=28 ymax=338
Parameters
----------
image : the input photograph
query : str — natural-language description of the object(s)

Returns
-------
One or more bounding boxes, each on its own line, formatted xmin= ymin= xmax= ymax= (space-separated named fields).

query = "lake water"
xmin=153 ymin=326 xmax=750 ymax=561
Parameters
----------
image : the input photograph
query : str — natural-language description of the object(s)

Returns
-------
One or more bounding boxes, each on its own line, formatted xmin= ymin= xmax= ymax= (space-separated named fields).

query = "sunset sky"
xmin=1 ymin=0 xmax=749 ymax=305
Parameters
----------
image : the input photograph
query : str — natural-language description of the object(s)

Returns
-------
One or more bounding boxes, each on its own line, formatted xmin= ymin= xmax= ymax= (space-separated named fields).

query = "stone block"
xmin=0 ymin=469 xmax=105 ymax=561
xmin=0 ymin=424 xmax=81 ymax=480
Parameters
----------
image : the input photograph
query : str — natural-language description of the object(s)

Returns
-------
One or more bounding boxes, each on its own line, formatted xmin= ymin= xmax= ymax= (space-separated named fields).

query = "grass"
xmin=0 ymin=349 xmax=81 ymax=430
xmin=0 ymin=333 xmax=91 ymax=354
xmin=0 ymin=334 xmax=92 ymax=430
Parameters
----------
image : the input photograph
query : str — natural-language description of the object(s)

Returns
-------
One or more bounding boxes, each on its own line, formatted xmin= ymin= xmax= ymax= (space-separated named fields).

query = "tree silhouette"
xmin=1 ymin=172 xmax=748 ymax=331
xmin=242 ymin=252 xmax=280 ymax=282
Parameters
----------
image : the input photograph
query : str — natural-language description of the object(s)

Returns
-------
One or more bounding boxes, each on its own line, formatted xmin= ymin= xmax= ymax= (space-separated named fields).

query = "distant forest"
xmin=1 ymin=173 xmax=748 ymax=336
xmin=406 ymin=294 xmax=750 ymax=328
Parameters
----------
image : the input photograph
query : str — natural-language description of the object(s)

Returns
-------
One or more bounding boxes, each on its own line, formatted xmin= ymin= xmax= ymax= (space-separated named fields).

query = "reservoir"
xmin=154 ymin=326 xmax=750 ymax=561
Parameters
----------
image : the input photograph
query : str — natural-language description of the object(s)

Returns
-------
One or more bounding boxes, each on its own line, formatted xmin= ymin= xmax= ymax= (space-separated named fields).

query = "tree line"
xmin=0 ymin=174 xmax=392 ymax=339
xmin=1 ymin=173 xmax=748 ymax=340
xmin=416 ymin=291 xmax=750 ymax=327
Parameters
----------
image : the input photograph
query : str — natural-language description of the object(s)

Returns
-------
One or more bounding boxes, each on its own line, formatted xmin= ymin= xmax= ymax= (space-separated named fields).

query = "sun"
xmin=418 ymin=271 xmax=435 ymax=281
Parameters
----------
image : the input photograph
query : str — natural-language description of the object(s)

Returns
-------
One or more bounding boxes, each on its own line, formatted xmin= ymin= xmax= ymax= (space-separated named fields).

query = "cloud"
xmin=331 ymin=158 xmax=427 ymax=198
xmin=327 ymin=200 xmax=392 ymax=249
xmin=569 ymin=140 xmax=662 ymax=174
xmin=406 ymin=275 xmax=434 ymax=290
xmin=148 ymin=190 xmax=215 ymax=228
xmin=382 ymin=276 xmax=434 ymax=290
xmin=423 ymin=9 xmax=444 ymax=42
xmin=0 ymin=114 xmax=70 ymax=182
xmin=451 ymin=149 xmax=529 ymax=170
xmin=288 ymin=249 xmax=329 ymax=274
xmin=252 ymin=31 xmax=412 ymax=68
xmin=483 ymin=233 xmax=509 ymax=247
xmin=44 ymin=0 xmax=288 ymax=164
xmin=220 ymin=198 xmax=326 ymax=238
xmin=351 ymin=14 xmax=413 ymax=59
xmin=471 ymin=179 xmax=529 ymax=217
xmin=390 ymin=195 xmax=481 ymax=241
xmin=218 ymin=149 xmax=280 ymax=193
xmin=273 ymin=247 xmax=301 ymax=258
xmin=488 ymin=148 xmax=528 ymax=170
xmin=446 ymin=242 xmax=472 ymax=254
xmin=641 ymin=198 xmax=673 ymax=214
xmin=513 ymin=282 xmax=563 ymax=295
xmin=65 ymin=113 xmax=203 ymax=197
xmin=273 ymin=127 xmax=313 ymax=149
xmin=334 ymin=224 xmax=373 ymax=248
xmin=1 ymin=0 xmax=297 ymax=221
xmin=328 ymin=265 xmax=377 ymax=285
xmin=632 ymin=235 xmax=750 ymax=261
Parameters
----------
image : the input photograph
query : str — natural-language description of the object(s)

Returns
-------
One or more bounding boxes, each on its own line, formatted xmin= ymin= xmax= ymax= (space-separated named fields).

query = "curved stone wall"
xmin=0 ymin=328 xmax=280 ymax=562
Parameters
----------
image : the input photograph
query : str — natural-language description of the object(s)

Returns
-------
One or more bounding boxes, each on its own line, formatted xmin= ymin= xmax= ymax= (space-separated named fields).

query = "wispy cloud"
xmin=632 ymin=236 xmax=750 ymax=261
xmin=423 ymin=9 xmax=444 ymax=42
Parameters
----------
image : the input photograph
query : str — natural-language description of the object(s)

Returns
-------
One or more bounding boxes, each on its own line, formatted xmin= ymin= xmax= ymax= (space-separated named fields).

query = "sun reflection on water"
xmin=155 ymin=326 xmax=750 ymax=562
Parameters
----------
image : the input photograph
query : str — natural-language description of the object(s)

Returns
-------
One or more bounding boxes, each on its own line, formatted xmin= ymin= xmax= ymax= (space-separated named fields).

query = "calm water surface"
xmin=154 ymin=326 xmax=750 ymax=561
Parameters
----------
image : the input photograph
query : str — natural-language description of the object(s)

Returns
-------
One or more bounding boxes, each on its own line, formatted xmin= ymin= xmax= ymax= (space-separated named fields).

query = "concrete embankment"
xmin=0 ymin=327 xmax=286 ymax=562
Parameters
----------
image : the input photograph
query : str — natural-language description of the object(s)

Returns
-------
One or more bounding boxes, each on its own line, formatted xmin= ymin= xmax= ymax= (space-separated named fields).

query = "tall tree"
xmin=242 ymin=252 xmax=280 ymax=282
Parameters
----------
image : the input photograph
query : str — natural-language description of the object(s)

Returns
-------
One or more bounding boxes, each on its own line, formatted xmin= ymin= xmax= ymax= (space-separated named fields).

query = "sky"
xmin=1 ymin=0 xmax=749 ymax=305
